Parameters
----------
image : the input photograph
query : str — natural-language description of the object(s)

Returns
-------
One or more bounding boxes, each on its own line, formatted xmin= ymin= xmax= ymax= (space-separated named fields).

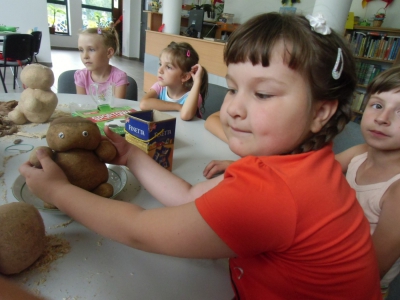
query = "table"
xmin=0 ymin=93 xmax=239 ymax=299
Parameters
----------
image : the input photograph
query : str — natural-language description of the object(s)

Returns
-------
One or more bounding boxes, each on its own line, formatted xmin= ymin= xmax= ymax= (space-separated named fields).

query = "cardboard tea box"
xmin=125 ymin=110 xmax=176 ymax=171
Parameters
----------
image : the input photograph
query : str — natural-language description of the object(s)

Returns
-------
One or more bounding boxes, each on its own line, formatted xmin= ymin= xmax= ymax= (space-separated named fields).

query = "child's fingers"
xmin=104 ymin=125 xmax=125 ymax=143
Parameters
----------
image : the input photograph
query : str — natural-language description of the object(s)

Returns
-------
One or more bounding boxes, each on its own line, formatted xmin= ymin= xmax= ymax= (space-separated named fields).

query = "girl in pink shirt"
xmin=75 ymin=27 xmax=128 ymax=99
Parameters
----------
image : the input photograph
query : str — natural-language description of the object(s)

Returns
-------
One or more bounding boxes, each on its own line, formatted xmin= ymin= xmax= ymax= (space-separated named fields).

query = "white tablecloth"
xmin=0 ymin=93 xmax=239 ymax=300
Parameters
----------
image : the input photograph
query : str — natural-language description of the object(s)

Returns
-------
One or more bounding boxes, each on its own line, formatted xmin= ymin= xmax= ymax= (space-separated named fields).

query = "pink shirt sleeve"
xmin=150 ymin=82 xmax=162 ymax=95
xmin=74 ymin=69 xmax=87 ymax=88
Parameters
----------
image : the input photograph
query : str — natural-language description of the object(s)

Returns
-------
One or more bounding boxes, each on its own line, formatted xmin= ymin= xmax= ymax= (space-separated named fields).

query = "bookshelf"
xmin=345 ymin=26 xmax=400 ymax=119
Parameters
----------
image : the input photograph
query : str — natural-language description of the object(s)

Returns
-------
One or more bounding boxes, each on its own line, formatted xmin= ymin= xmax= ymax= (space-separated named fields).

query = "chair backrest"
xmin=2 ymin=34 xmax=33 ymax=61
xmin=332 ymin=121 xmax=365 ymax=154
xmin=57 ymin=69 xmax=77 ymax=94
xmin=202 ymin=83 xmax=227 ymax=119
xmin=31 ymin=31 xmax=42 ymax=55
xmin=126 ymin=76 xmax=138 ymax=101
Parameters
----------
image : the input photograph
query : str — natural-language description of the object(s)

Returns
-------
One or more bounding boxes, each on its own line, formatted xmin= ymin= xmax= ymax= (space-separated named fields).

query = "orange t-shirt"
xmin=196 ymin=146 xmax=381 ymax=300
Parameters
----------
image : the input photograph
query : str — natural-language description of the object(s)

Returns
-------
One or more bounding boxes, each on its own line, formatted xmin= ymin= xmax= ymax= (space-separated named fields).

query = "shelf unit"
xmin=345 ymin=26 xmax=400 ymax=120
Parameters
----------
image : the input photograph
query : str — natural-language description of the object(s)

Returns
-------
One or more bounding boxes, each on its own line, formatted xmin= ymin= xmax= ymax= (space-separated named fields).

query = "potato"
xmin=0 ymin=203 xmax=45 ymax=275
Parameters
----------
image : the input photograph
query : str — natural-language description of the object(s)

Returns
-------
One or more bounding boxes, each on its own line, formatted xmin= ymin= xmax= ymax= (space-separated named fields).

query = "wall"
xmin=0 ymin=0 xmax=52 ymax=65
xmin=1 ymin=0 xmax=399 ymax=65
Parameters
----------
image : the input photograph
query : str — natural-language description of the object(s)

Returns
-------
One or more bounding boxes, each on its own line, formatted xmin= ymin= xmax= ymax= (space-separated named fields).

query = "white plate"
xmin=11 ymin=164 xmax=127 ymax=215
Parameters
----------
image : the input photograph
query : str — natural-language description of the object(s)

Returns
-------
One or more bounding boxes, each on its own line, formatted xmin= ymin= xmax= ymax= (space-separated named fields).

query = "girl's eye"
xmin=255 ymin=93 xmax=271 ymax=99
xmin=371 ymin=103 xmax=382 ymax=109
xmin=227 ymin=88 xmax=237 ymax=95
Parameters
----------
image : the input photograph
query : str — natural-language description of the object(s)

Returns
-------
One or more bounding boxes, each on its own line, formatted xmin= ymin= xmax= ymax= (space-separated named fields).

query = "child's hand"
xmin=19 ymin=148 xmax=70 ymax=203
xmin=190 ymin=64 xmax=203 ymax=84
xmin=203 ymin=160 xmax=234 ymax=179
xmin=103 ymin=126 xmax=135 ymax=166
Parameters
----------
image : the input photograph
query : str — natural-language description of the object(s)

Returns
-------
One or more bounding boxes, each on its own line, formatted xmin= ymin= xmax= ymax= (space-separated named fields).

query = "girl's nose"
xmin=375 ymin=110 xmax=391 ymax=125
xmin=225 ymin=92 xmax=246 ymax=119
xmin=158 ymin=66 xmax=164 ymax=74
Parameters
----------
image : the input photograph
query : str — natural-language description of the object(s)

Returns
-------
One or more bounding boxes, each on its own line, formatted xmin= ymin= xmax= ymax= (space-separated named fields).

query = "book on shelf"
xmin=351 ymin=92 xmax=366 ymax=113
xmin=359 ymin=93 xmax=369 ymax=113
xmin=355 ymin=62 xmax=384 ymax=86
xmin=350 ymin=31 xmax=399 ymax=61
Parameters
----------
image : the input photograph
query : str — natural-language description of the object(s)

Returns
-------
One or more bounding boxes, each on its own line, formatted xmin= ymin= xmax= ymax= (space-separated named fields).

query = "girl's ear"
xmin=181 ymin=72 xmax=191 ymax=84
xmin=310 ymin=100 xmax=338 ymax=133
xmin=107 ymin=47 xmax=115 ymax=59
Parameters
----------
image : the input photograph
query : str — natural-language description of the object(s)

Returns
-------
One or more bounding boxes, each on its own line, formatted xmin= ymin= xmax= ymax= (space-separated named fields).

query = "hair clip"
xmin=186 ymin=50 xmax=190 ymax=57
xmin=305 ymin=14 xmax=331 ymax=35
xmin=332 ymin=48 xmax=343 ymax=80
xmin=97 ymin=27 xmax=102 ymax=34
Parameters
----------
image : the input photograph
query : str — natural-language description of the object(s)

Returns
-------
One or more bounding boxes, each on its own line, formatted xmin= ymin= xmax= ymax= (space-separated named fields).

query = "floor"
xmin=1 ymin=49 xmax=145 ymax=99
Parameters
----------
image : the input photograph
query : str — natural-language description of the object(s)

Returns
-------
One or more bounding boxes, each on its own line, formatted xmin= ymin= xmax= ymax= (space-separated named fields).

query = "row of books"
xmin=348 ymin=31 xmax=399 ymax=61
xmin=351 ymin=91 xmax=367 ymax=113
xmin=355 ymin=62 xmax=385 ymax=86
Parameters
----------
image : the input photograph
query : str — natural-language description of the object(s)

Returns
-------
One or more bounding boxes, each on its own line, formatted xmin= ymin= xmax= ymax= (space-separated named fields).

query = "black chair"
xmin=57 ymin=69 xmax=138 ymax=100
xmin=126 ymin=75 xmax=138 ymax=101
xmin=202 ymin=83 xmax=228 ymax=119
xmin=0 ymin=34 xmax=33 ymax=93
xmin=31 ymin=31 xmax=42 ymax=63
xmin=57 ymin=69 xmax=77 ymax=94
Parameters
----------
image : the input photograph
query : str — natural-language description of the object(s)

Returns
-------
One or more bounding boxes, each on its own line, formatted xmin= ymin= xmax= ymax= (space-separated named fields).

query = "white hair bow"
xmin=305 ymin=14 xmax=331 ymax=35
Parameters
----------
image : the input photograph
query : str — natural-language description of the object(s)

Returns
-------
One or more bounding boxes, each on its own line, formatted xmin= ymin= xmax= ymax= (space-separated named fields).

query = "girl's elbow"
xmin=180 ymin=111 xmax=195 ymax=121
xmin=139 ymin=100 xmax=148 ymax=110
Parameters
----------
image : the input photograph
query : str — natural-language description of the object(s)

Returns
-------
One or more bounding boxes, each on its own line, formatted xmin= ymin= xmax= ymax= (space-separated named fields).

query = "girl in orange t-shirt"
xmin=20 ymin=13 xmax=381 ymax=299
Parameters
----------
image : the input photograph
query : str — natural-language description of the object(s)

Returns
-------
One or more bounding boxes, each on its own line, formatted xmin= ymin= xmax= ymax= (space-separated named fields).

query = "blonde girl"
xmin=140 ymin=42 xmax=208 ymax=121
xmin=75 ymin=27 xmax=128 ymax=99
xmin=20 ymin=13 xmax=381 ymax=299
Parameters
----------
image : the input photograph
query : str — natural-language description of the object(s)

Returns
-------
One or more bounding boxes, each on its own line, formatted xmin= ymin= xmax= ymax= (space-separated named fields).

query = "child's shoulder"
xmin=75 ymin=68 xmax=90 ymax=77
xmin=110 ymin=66 xmax=125 ymax=76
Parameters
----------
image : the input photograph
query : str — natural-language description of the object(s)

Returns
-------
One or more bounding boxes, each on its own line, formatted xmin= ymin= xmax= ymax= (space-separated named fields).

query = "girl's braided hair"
xmin=162 ymin=42 xmax=209 ymax=112
xmin=224 ymin=13 xmax=357 ymax=154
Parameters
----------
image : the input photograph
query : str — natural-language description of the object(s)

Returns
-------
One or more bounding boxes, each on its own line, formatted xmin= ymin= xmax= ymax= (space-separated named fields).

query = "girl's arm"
xmin=372 ymin=180 xmax=400 ymax=279
xmin=334 ymin=144 xmax=368 ymax=173
xmin=114 ymin=84 xmax=128 ymax=99
xmin=180 ymin=64 xmax=203 ymax=121
xmin=19 ymin=146 xmax=235 ymax=259
xmin=139 ymin=89 xmax=182 ymax=112
xmin=204 ymin=111 xmax=228 ymax=143
xmin=104 ymin=126 xmax=224 ymax=204
xmin=76 ymin=85 xmax=86 ymax=95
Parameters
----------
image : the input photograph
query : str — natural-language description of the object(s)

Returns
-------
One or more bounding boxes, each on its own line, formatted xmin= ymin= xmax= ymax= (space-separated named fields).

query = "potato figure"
xmin=0 ymin=202 xmax=45 ymax=275
xmin=29 ymin=117 xmax=117 ymax=199
xmin=8 ymin=64 xmax=58 ymax=125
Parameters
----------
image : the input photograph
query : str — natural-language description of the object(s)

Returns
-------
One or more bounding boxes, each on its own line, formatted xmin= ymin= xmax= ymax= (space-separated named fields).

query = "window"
xmin=82 ymin=0 xmax=113 ymax=29
xmin=47 ymin=0 xmax=69 ymax=34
